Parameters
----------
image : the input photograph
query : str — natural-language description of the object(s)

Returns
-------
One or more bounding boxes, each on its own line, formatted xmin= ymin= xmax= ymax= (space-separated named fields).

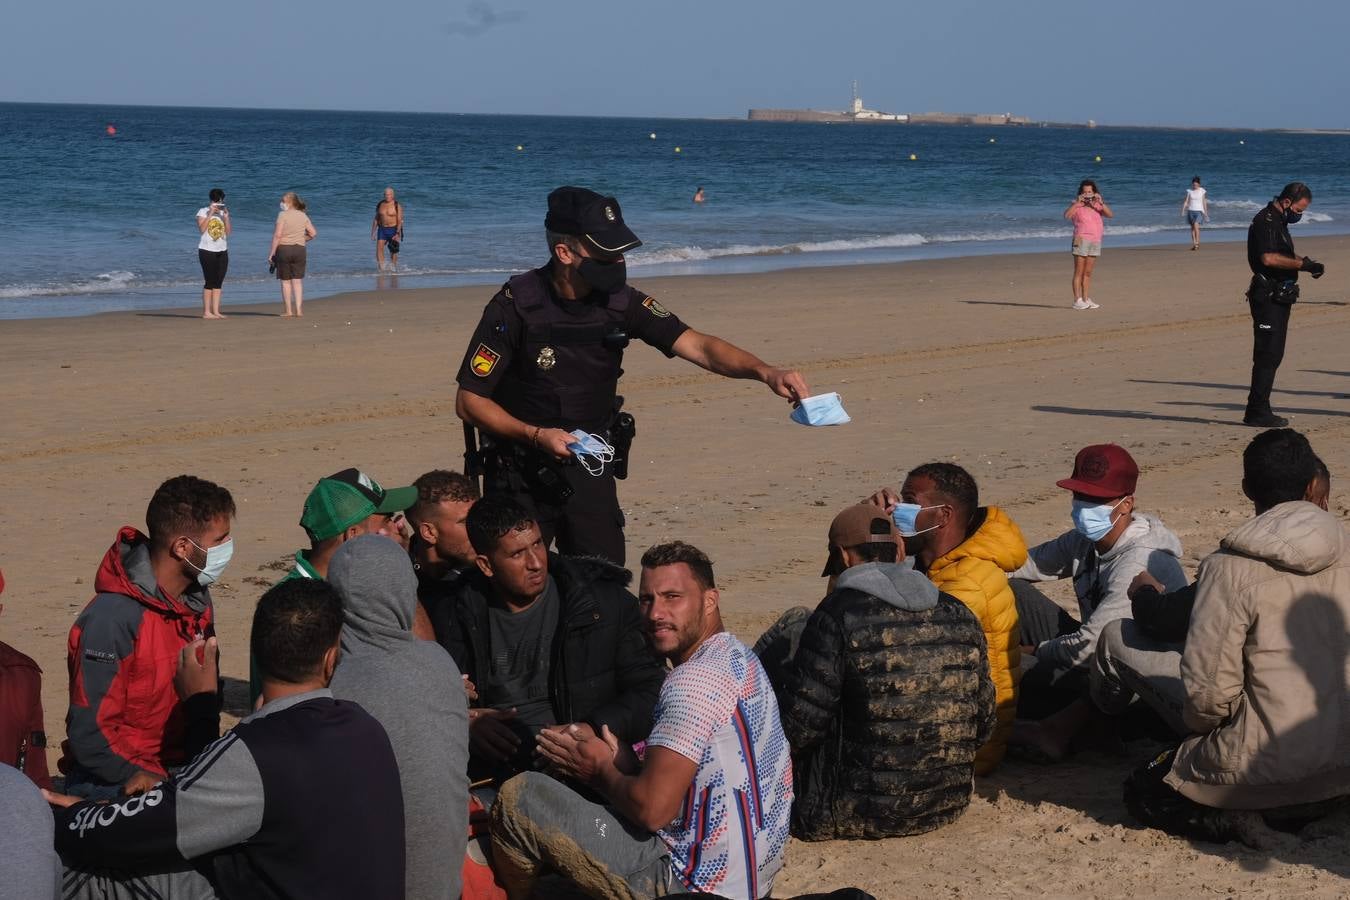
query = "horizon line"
xmin=0 ymin=98 xmax=1346 ymax=134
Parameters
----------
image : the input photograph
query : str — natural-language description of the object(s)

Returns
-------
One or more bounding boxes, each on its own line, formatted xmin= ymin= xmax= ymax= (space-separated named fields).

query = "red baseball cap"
xmin=1056 ymin=444 xmax=1139 ymax=499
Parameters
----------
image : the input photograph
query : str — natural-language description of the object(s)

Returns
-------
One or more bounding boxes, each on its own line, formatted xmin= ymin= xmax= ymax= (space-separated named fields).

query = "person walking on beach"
xmin=268 ymin=192 xmax=317 ymax=317
xmin=1065 ymin=179 xmax=1113 ymax=310
xmin=1181 ymin=177 xmax=1209 ymax=250
xmin=1241 ymin=182 xmax=1325 ymax=428
xmin=196 ymin=188 xmax=231 ymax=319
xmin=372 ymin=187 xmax=404 ymax=271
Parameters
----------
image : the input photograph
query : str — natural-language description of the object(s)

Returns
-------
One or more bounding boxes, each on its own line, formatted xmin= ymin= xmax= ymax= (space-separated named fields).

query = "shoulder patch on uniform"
xmin=84 ymin=648 xmax=118 ymax=664
xmin=470 ymin=343 xmax=501 ymax=377
xmin=642 ymin=296 xmax=671 ymax=318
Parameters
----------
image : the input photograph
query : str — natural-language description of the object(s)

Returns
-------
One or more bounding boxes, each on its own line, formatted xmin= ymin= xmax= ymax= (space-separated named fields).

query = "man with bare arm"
xmin=372 ymin=187 xmax=404 ymax=270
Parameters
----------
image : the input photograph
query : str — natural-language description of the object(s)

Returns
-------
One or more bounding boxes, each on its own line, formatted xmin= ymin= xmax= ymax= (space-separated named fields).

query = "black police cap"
xmin=545 ymin=186 xmax=642 ymax=259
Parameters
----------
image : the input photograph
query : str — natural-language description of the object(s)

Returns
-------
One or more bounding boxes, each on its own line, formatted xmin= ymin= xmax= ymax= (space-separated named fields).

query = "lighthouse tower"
xmin=850 ymin=80 xmax=863 ymax=115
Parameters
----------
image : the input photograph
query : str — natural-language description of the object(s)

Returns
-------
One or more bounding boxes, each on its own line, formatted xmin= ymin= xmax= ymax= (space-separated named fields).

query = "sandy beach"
xmin=3 ymin=237 xmax=1348 ymax=897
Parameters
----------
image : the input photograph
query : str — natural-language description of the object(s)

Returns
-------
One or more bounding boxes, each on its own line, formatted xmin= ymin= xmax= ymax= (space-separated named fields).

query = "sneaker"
xmin=1084 ymin=298 xmax=1101 ymax=309
xmin=1073 ymin=298 xmax=1092 ymax=310
xmin=1243 ymin=412 xmax=1289 ymax=428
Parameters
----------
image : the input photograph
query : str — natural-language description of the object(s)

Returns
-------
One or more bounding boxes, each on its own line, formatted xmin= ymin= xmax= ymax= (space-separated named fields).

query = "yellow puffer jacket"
xmin=926 ymin=506 xmax=1027 ymax=775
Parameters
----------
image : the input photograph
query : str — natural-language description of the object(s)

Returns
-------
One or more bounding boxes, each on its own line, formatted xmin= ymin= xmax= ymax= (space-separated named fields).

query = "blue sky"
xmin=4 ymin=0 xmax=1347 ymax=128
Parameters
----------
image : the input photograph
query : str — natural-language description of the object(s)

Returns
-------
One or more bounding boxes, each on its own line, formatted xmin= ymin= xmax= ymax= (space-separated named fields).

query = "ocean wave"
xmin=1298 ymin=211 xmax=1334 ymax=223
xmin=630 ymin=233 xmax=928 ymax=266
xmin=0 ymin=271 xmax=141 ymax=300
xmin=1209 ymin=199 xmax=1263 ymax=210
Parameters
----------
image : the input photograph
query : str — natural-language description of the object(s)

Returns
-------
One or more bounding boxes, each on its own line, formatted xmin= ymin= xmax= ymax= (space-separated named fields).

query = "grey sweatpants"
xmin=490 ymin=771 xmax=683 ymax=900
xmin=1090 ymin=618 xmax=1188 ymax=736
xmin=62 ymin=865 xmax=217 ymax=900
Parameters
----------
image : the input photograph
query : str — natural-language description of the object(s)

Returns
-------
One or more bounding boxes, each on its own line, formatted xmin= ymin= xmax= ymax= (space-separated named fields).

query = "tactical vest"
xmin=495 ymin=269 xmax=635 ymax=431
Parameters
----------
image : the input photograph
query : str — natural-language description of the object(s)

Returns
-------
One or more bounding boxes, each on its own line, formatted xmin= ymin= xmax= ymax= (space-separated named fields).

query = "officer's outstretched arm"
xmin=671 ymin=329 xmax=809 ymax=404
xmin=456 ymin=388 xmax=575 ymax=460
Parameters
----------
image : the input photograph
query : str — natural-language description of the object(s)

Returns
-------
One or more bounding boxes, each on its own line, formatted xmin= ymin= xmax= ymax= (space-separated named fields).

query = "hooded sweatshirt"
xmin=61 ymin=527 xmax=218 ymax=784
xmin=1166 ymin=502 xmax=1350 ymax=808
xmin=777 ymin=561 xmax=996 ymax=840
xmin=328 ymin=534 xmax=469 ymax=900
xmin=1012 ymin=512 xmax=1188 ymax=670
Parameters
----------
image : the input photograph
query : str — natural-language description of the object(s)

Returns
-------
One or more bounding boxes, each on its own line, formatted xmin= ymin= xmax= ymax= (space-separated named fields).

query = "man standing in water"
xmin=372 ymin=187 xmax=404 ymax=271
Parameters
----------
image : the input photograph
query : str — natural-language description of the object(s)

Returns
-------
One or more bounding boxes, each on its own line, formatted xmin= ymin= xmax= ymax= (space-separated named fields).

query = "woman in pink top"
xmin=1063 ymin=179 xmax=1113 ymax=310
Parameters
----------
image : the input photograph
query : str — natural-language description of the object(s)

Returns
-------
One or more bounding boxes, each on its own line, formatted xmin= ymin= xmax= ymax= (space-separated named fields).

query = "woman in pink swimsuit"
xmin=1063 ymin=178 xmax=1114 ymax=310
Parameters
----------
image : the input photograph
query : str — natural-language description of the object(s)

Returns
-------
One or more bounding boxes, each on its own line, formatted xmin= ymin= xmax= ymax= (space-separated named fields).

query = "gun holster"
xmin=609 ymin=395 xmax=637 ymax=481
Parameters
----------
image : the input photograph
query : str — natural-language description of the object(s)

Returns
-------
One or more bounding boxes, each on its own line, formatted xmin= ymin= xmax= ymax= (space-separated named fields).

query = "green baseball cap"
xmin=300 ymin=468 xmax=417 ymax=542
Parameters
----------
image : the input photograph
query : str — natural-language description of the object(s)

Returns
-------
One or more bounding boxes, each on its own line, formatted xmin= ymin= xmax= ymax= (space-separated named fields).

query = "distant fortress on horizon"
xmin=748 ymin=82 xmax=1090 ymax=128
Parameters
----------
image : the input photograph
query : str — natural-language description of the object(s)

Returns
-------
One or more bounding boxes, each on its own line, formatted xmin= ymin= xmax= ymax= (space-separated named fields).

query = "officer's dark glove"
xmin=1301 ymin=256 xmax=1326 ymax=279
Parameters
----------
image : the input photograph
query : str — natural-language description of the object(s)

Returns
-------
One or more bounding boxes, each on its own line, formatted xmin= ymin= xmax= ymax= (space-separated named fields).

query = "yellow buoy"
xmin=909 ymin=153 xmax=917 ymax=160
xmin=1094 ymin=155 xmax=1102 ymax=162
xmin=516 ymin=145 xmax=523 ymax=151
xmin=674 ymin=146 xmax=681 ymax=153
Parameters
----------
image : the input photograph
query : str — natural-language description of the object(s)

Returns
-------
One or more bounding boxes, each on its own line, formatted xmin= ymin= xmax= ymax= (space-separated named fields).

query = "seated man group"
xmin=24 ymin=426 xmax=1350 ymax=898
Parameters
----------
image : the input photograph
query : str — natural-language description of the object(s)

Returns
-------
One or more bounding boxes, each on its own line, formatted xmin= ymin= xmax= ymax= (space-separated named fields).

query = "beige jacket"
xmin=1166 ymin=501 xmax=1350 ymax=808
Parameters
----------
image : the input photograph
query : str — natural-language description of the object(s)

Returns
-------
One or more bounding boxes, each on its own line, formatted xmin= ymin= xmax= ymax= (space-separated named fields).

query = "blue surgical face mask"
xmin=186 ymin=537 xmax=234 ymax=587
xmin=567 ymin=430 xmax=615 ymax=477
xmin=891 ymin=503 xmax=948 ymax=537
xmin=790 ymin=392 xmax=851 ymax=427
xmin=1070 ymin=497 xmax=1128 ymax=542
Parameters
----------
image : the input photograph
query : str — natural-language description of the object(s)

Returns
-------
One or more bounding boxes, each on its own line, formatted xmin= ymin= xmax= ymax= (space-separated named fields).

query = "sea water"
xmin=1 ymin=102 xmax=1346 ymax=319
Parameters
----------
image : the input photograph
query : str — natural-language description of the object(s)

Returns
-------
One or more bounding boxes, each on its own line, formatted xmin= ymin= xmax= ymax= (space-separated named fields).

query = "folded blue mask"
xmin=790 ymin=392 xmax=851 ymax=427
xmin=567 ymin=430 xmax=615 ymax=477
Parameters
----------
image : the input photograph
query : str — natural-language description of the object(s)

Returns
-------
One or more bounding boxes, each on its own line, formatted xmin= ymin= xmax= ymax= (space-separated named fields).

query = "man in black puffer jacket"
xmin=776 ymin=503 xmax=997 ymax=840
xmin=432 ymin=496 xmax=666 ymax=781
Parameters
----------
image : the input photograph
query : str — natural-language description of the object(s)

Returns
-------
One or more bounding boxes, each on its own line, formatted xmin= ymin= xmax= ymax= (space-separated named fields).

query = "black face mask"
xmin=1285 ymin=210 xmax=1303 ymax=225
xmin=578 ymin=257 xmax=627 ymax=294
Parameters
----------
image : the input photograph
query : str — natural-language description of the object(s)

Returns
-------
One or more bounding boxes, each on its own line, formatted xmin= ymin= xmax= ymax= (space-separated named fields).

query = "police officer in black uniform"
xmin=454 ymin=186 xmax=809 ymax=565
xmin=1243 ymin=182 xmax=1324 ymax=428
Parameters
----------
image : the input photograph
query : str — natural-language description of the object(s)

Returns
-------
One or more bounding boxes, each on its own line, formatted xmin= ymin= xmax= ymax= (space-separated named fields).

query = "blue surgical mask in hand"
xmin=790 ymin=392 xmax=851 ymax=427
xmin=567 ymin=430 xmax=615 ymax=477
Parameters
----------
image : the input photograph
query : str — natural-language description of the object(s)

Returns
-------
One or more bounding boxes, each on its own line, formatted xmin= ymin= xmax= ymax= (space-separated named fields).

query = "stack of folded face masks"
xmin=567 ymin=430 xmax=616 ymax=476
xmin=790 ymin=392 xmax=851 ymax=427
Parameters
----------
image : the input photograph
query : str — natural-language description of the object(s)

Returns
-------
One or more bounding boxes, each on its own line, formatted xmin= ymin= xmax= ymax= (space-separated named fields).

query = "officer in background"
xmin=454 ymin=186 xmax=808 ymax=565
xmin=1243 ymin=182 xmax=1324 ymax=428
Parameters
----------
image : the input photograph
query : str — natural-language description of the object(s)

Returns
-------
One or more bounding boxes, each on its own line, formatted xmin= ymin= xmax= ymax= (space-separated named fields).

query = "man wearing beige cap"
xmin=761 ymin=504 xmax=995 ymax=840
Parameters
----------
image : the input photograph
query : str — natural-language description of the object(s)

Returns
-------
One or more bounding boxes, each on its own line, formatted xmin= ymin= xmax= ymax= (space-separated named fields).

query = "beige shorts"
xmin=1072 ymin=236 xmax=1102 ymax=258
xmin=274 ymin=244 xmax=307 ymax=280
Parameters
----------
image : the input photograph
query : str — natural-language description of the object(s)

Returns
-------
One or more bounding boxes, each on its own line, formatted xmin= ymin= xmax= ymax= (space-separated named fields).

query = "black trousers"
xmin=1010 ymin=579 xmax=1088 ymax=719
xmin=1124 ymin=747 xmax=1347 ymax=843
xmin=1245 ymin=292 xmax=1292 ymax=418
xmin=485 ymin=456 xmax=626 ymax=565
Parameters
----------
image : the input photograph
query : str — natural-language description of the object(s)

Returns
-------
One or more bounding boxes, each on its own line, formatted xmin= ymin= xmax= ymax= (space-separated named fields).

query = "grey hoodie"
xmin=1012 ymin=512 xmax=1188 ymax=669
xmin=329 ymin=535 xmax=469 ymax=900
xmin=834 ymin=558 xmax=938 ymax=611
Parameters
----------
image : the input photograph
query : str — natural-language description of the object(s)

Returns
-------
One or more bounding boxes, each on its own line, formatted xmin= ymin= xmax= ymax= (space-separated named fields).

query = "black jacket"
xmin=776 ymin=562 xmax=996 ymax=841
xmin=57 ymin=691 xmax=405 ymax=900
xmin=433 ymin=553 xmax=665 ymax=773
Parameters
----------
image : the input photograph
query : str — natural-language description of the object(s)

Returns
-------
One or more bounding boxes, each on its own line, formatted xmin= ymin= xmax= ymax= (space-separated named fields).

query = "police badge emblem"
xmin=536 ymin=346 xmax=557 ymax=370
xmin=604 ymin=206 xmax=616 ymax=222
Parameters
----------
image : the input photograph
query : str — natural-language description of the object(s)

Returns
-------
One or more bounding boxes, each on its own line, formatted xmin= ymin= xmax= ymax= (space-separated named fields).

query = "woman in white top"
xmin=1181 ymin=176 xmax=1209 ymax=251
xmin=196 ymin=188 xmax=231 ymax=319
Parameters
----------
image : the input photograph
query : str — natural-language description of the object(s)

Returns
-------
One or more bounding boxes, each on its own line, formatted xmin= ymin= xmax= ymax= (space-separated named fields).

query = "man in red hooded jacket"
xmin=60 ymin=475 xmax=235 ymax=798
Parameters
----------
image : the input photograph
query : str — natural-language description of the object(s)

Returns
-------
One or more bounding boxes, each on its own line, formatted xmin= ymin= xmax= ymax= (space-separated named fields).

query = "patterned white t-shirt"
xmin=647 ymin=631 xmax=793 ymax=899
